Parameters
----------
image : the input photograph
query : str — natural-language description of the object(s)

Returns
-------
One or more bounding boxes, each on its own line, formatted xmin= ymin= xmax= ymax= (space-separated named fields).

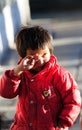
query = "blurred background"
xmin=0 ymin=0 xmax=82 ymax=129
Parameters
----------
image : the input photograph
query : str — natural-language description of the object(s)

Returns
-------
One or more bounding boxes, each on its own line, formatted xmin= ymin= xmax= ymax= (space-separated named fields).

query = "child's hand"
xmin=23 ymin=55 xmax=35 ymax=70
xmin=56 ymin=127 xmax=64 ymax=130
xmin=56 ymin=122 xmax=65 ymax=130
xmin=13 ymin=56 xmax=35 ymax=76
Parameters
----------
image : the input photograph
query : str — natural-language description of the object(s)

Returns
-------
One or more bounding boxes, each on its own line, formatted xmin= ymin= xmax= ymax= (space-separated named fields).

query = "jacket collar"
xmin=19 ymin=55 xmax=57 ymax=76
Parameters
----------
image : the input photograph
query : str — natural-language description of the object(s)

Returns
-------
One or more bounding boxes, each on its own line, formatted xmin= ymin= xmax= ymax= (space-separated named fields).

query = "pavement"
xmin=0 ymin=10 xmax=82 ymax=130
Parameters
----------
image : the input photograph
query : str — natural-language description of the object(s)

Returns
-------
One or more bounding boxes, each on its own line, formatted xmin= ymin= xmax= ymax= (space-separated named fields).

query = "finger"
xmin=30 ymin=59 xmax=35 ymax=65
xmin=23 ymin=59 xmax=29 ymax=66
xmin=26 ymin=55 xmax=33 ymax=59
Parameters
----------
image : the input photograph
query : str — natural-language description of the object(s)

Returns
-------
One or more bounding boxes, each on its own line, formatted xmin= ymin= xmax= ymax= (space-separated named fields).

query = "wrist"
xmin=13 ymin=66 xmax=23 ymax=76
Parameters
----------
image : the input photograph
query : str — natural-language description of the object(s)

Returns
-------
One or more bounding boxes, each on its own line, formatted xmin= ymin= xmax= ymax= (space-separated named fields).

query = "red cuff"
xmin=5 ymin=70 xmax=20 ymax=80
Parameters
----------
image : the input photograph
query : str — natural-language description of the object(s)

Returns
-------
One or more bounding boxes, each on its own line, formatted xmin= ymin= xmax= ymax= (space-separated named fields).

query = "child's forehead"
xmin=26 ymin=46 xmax=49 ymax=55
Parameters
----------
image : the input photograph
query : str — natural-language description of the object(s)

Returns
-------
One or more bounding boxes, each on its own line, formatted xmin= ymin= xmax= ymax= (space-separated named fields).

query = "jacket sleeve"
xmin=0 ymin=70 xmax=21 ymax=98
xmin=55 ymin=69 xmax=81 ymax=127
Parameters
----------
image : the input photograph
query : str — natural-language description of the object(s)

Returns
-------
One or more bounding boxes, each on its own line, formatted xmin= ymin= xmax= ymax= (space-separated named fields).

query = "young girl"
xmin=0 ymin=25 xmax=81 ymax=130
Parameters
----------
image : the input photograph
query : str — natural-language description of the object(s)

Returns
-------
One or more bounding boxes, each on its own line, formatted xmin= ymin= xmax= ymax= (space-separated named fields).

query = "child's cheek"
xmin=44 ymin=56 xmax=50 ymax=63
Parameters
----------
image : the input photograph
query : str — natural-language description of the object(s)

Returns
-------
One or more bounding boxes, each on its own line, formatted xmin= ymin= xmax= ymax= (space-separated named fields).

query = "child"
xmin=0 ymin=25 xmax=81 ymax=130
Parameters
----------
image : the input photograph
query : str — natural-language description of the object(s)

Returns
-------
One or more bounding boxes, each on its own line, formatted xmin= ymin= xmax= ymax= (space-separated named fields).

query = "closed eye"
xmin=42 ymin=53 xmax=47 ymax=57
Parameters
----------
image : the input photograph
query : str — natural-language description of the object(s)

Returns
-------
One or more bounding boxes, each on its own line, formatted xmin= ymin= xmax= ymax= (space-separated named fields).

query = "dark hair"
xmin=16 ymin=25 xmax=53 ymax=58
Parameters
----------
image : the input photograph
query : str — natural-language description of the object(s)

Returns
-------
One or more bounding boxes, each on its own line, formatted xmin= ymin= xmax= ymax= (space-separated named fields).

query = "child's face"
xmin=26 ymin=46 xmax=51 ymax=71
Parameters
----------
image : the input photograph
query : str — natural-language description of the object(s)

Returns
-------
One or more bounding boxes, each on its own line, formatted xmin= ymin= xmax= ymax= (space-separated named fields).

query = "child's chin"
xmin=33 ymin=66 xmax=41 ymax=71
